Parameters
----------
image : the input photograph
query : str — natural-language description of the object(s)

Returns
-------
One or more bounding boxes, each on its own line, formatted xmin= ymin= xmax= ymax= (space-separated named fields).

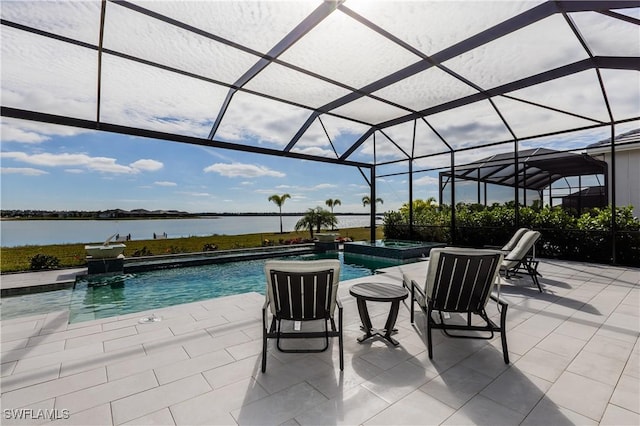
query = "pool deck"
xmin=1 ymin=259 xmax=638 ymax=425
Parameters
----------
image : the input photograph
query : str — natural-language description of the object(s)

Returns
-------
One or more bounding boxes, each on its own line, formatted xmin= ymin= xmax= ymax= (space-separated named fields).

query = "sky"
xmin=0 ymin=121 xmax=417 ymax=213
xmin=1 ymin=1 xmax=638 ymax=214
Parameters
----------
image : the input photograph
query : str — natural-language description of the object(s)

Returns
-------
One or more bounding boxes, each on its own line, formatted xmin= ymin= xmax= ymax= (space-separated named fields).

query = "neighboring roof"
xmin=440 ymin=148 xmax=607 ymax=191
xmin=586 ymin=128 xmax=640 ymax=155
xmin=1 ymin=1 xmax=639 ymax=170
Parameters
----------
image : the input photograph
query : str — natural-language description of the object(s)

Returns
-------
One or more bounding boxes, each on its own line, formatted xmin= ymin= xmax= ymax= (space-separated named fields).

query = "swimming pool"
xmin=0 ymin=252 xmax=400 ymax=323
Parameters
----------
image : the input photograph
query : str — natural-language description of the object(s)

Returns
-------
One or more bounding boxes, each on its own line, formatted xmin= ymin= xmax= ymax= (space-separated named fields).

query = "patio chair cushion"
xmin=264 ymin=259 xmax=341 ymax=317
xmin=407 ymin=247 xmax=503 ymax=309
xmin=502 ymin=230 xmax=541 ymax=270
xmin=502 ymin=228 xmax=529 ymax=252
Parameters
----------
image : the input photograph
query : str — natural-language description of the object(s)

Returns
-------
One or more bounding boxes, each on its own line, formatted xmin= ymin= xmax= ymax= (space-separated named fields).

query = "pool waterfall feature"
xmin=343 ymin=240 xmax=446 ymax=261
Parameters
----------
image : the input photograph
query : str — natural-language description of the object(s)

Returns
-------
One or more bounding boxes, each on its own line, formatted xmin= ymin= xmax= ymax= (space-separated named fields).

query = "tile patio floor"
xmin=1 ymin=258 xmax=638 ymax=425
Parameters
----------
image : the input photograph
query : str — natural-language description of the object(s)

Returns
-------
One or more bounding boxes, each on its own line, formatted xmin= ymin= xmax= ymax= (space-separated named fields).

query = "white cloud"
xmin=1 ymin=151 xmax=164 ymax=175
xmin=204 ymin=162 xmax=285 ymax=178
xmin=1 ymin=167 xmax=48 ymax=176
xmin=131 ymin=159 xmax=163 ymax=172
xmin=154 ymin=181 xmax=177 ymax=187
xmin=414 ymin=175 xmax=439 ymax=186
xmin=1 ymin=118 xmax=93 ymax=144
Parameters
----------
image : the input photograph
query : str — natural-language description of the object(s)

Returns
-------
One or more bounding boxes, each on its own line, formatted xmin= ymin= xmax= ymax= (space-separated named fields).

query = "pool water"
xmin=1 ymin=252 xmax=400 ymax=323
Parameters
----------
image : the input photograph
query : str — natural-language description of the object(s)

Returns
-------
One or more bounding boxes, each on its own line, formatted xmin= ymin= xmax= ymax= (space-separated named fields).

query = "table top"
xmin=349 ymin=282 xmax=409 ymax=302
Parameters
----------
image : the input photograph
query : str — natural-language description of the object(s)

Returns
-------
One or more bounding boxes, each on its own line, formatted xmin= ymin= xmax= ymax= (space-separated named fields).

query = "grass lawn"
xmin=0 ymin=227 xmax=384 ymax=273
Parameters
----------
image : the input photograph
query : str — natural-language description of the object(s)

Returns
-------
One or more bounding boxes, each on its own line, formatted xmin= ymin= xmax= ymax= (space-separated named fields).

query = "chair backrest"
xmin=502 ymin=230 xmax=541 ymax=269
xmin=424 ymin=248 xmax=503 ymax=312
xmin=502 ymin=228 xmax=529 ymax=252
xmin=264 ymin=259 xmax=341 ymax=318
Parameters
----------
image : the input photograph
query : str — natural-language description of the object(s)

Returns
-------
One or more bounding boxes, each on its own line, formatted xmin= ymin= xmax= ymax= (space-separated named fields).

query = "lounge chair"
xmin=406 ymin=247 xmax=509 ymax=364
xmin=262 ymin=259 xmax=343 ymax=372
xmin=501 ymin=230 xmax=542 ymax=292
xmin=501 ymin=227 xmax=530 ymax=252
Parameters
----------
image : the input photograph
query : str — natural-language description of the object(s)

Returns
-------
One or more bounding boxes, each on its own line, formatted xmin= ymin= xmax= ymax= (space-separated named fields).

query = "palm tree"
xmin=268 ymin=193 xmax=291 ymax=233
xmin=362 ymin=196 xmax=384 ymax=208
xmin=295 ymin=207 xmax=337 ymax=239
xmin=325 ymin=199 xmax=341 ymax=230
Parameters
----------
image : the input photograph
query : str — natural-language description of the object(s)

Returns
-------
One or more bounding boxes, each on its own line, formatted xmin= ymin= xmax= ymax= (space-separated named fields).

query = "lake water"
xmin=0 ymin=215 xmax=374 ymax=247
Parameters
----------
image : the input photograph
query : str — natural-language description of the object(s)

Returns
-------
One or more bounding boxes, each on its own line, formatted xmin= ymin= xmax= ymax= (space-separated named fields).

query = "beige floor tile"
xmin=600 ymin=404 xmax=640 ymax=426
xmin=49 ymin=404 xmax=112 ymax=426
xmin=545 ymin=371 xmax=615 ymax=421
xmin=55 ymin=369 xmax=158 ymax=414
xmin=419 ymin=364 xmax=494 ymax=410
xmin=122 ymin=408 xmax=176 ymax=426
xmin=107 ymin=346 xmax=189 ymax=381
xmin=536 ymin=331 xmax=587 ymax=358
xmin=442 ymin=394 xmax=525 ymax=426
xmin=610 ymin=373 xmax=640 ymax=414
xmin=1 ymin=398 xmax=56 ymax=426
xmin=2 ymin=367 xmax=107 ymax=410
xmin=1 ymin=363 xmax=61 ymax=393
xmin=12 ymin=342 xmax=103 ymax=374
xmin=362 ymin=359 xmax=436 ymax=404
xmin=231 ymin=382 xmax=328 ymax=425
xmin=364 ymin=388 xmax=455 ymax=425
xmin=295 ymin=385 xmax=389 ymax=426
xmin=202 ymin=355 xmax=266 ymax=390
xmin=104 ymin=328 xmax=174 ymax=352
xmin=60 ymin=344 xmax=146 ymax=378
xmin=111 ymin=374 xmax=211 ymax=425
xmin=514 ymin=347 xmax=572 ymax=382
xmin=480 ymin=368 xmax=552 ymax=415
xmin=567 ymin=350 xmax=626 ymax=385
xmin=522 ymin=396 xmax=598 ymax=426
xmin=170 ymin=378 xmax=268 ymax=425
xmin=154 ymin=349 xmax=235 ymax=385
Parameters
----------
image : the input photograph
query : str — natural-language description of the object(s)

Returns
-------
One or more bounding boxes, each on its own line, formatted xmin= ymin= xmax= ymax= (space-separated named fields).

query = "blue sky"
xmin=0 ymin=123 xmax=421 ymax=213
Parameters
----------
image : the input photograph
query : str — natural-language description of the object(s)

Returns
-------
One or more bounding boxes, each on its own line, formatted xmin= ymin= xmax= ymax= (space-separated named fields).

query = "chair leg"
xmin=526 ymin=260 xmax=542 ymax=292
xmin=500 ymin=303 xmax=510 ymax=364
xmin=427 ymin=307 xmax=433 ymax=359
xmin=410 ymin=285 xmax=415 ymax=324
xmin=338 ymin=305 xmax=344 ymax=371
xmin=261 ymin=308 xmax=268 ymax=373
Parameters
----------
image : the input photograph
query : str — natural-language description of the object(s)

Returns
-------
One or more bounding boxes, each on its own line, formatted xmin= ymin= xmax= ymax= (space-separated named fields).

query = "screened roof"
xmin=2 ymin=0 xmax=639 ymax=171
xmin=440 ymin=148 xmax=607 ymax=191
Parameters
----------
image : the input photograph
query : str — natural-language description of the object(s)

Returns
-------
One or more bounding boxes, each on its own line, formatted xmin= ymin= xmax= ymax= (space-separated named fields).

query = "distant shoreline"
xmin=1 ymin=212 xmax=373 ymax=221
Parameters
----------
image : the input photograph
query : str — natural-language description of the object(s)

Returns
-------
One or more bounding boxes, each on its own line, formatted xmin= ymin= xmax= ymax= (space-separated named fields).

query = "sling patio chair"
xmin=500 ymin=230 xmax=543 ymax=292
xmin=405 ymin=247 xmax=509 ymax=364
xmin=262 ymin=259 xmax=343 ymax=372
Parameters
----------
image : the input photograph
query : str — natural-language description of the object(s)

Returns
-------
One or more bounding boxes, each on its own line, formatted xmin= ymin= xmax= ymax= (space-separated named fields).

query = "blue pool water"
xmin=1 ymin=252 xmax=400 ymax=323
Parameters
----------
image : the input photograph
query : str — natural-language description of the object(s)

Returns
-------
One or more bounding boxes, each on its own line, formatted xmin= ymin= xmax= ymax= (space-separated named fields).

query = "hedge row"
xmin=383 ymin=203 xmax=640 ymax=266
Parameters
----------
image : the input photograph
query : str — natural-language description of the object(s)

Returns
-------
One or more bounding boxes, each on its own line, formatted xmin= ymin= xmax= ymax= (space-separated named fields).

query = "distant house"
xmin=587 ymin=129 xmax=640 ymax=218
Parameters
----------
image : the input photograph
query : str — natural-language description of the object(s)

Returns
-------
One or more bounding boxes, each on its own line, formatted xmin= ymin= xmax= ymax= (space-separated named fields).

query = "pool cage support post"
xmin=450 ymin=150 xmax=456 ymax=246
xmin=370 ymin=166 xmax=377 ymax=243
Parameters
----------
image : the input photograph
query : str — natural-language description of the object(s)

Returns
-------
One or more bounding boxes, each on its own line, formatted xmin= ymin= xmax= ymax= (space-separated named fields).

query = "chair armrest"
xmin=336 ymin=298 xmax=343 ymax=309
xmin=411 ymin=279 xmax=426 ymax=299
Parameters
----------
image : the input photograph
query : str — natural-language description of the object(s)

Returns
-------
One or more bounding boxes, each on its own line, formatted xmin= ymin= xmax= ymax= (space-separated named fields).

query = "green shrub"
xmin=29 ymin=253 xmax=60 ymax=270
xmin=383 ymin=201 xmax=640 ymax=266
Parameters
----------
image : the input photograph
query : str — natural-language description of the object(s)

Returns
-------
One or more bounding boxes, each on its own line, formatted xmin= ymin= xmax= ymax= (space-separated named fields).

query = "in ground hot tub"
xmin=343 ymin=240 xmax=445 ymax=260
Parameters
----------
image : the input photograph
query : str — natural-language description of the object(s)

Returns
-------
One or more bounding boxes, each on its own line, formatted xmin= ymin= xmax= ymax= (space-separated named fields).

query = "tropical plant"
xmin=362 ymin=196 xmax=383 ymax=208
xmin=325 ymin=198 xmax=341 ymax=230
xmin=294 ymin=207 xmax=338 ymax=238
xmin=268 ymin=193 xmax=291 ymax=233
xmin=29 ymin=253 xmax=60 ymax=270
